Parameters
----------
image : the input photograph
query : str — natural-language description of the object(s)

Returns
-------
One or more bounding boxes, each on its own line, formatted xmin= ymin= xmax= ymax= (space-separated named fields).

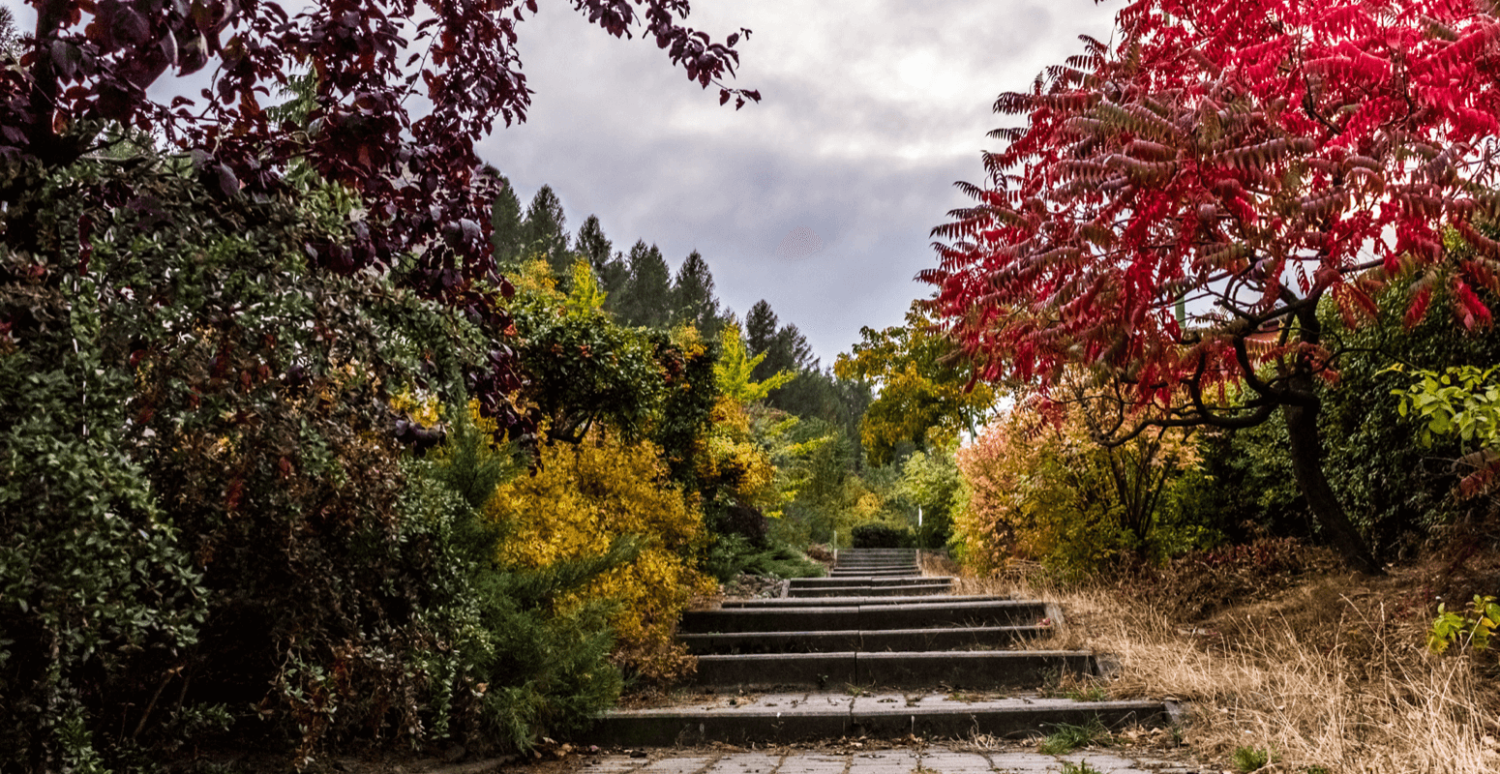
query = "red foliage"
xmin=926 ymin=0 xmax=1500 ymax=409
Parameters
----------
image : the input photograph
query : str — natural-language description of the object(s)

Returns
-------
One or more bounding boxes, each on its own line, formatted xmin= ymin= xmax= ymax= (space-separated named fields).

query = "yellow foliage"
xmin=565 ymin=260 xmax=608 ymax=317
xmin=670 ymin=323 xmax=708 ymax=359
xmin=510 ymin=257 xmax=560 ymax=296
xmin=488 ymin=429 xmax=713 ymax=681
xmin=697 ymin=395 xmax=782 ymax=514
xmin=953 ymin=388 xmax=1197 ymax=579
xmin=714 ymin=323 xmax=794 ymax=403
xmin=389 ymin=386 xmax=443 ymax=427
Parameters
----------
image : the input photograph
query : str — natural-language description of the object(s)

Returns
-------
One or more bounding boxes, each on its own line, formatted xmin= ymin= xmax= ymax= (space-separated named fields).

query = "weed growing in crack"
xmin=1038 ymin=717 xmax=1112 ymax=754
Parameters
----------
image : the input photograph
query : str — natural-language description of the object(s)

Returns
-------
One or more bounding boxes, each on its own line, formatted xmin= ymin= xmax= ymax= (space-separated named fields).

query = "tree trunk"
xmin=1281 ymin=399 xmax=1384 ymax=575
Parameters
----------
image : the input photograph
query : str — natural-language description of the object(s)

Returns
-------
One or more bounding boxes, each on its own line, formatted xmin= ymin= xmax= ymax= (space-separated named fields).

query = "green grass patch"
xmin=1038 ymin=717 xmax=1112 ymax=754
xmin=1232 ymin=746 xmax=1273 ymax=772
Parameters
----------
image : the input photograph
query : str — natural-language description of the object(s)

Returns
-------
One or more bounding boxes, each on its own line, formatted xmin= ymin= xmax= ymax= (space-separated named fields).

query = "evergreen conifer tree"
xmin=672 ymin=250 xmax=722 ymax=335
xmin=576 ymin=215 xmax=613 ymax=276
xmin=521 ymin=185 xmax=571 ymax=277
xmin=744 ymin=300 xmax=779 ymax=362
xmin=490 ymin=177 xmax=525 ymax=267
xmin=617 ymin=241 xmax=673 ymax=328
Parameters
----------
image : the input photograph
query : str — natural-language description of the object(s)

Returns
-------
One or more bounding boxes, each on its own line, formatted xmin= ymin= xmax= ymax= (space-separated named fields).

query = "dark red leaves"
xmin=3 ymin=0 xmax=756 ymax=437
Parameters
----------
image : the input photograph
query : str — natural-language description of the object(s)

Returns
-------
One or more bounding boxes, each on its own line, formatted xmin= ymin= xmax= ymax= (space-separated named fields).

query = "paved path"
xmin=545 ymin=746 xmax=1201 ymax=774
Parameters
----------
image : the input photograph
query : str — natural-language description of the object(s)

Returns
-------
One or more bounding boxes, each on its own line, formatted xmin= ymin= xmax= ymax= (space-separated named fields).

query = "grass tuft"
xmin=1232 ymin=745 xmax=1272 ymax=772
xmin=1037 ymin=717 xmax=1112 ymax=754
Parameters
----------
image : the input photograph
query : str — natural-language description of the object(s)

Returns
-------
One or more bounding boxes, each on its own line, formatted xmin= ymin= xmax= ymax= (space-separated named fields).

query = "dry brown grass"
xmin=949 ymin=564 xmax=1500 ymax=773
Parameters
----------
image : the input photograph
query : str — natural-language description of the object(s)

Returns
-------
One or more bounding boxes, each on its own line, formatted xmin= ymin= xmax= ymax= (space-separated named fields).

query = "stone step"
xmin=679 ymin=600 xmax=1049 ymax=634
xmin=720 ymin=594 xmax=1010 ymax=608
xmin=789 ymin=576 xmax=951 ymax=587
xmin=787 ymin=583 xmax=951 ymax=598
xmin=829 ymin=567 xmax=920 ymax=575
xmin=680 ymin=625 xmax=1048 ymax=654
xmin=691 ymin=650 xmax=1095 ymax=689
xmin=586 ymin=694 xmax=1168 ymax=746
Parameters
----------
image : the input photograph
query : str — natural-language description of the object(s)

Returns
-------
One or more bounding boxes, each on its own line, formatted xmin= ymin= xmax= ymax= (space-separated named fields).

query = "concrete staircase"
xmin=786 ymin=548 xmax=952 ymax=598
xmin=587 ymin=548 xmax=1168 ymax=745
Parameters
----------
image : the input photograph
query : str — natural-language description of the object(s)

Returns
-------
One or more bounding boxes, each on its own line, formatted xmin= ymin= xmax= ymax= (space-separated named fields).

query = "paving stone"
xmin=638 ymin=756 xmax=715 ymax=774
xmin=578 ymin=755 xmax=646 ymax=773
xmin=705 ymin=753 xmax=781 ymax=774
xmin=847 ymin=749 xmax=919 ymax=774
xmin=916 ymin=750 xmax=993 ymax=774
xmin=775 ymin=753 xmax=848 ymax=774
xmin=985 ymin=752 xmax=1064 ymax=773
xmin=1058 ymin=752 xmax=1150 ymax=773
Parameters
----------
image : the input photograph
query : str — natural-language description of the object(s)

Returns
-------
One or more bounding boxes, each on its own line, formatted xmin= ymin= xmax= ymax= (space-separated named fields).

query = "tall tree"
xmin=762 ymin=323 xmax=813 ymax=382
xmin=742 ymin=299 xmax=818 ymax=408
xmin=673 ymin=250 xmax=722 ymax=334
xmin=617 ymin=241 xmax=673 ymax=328
xmin=576 ymin=214 xmax=629 ymax=308
xmin=924 ymin=0 xmax=1500 ymax=574
xmin=835 ymin=299 xmax=998 ymax=465
xmin=491 ymin=177 xmax=525 ymax=266
xmin=522 ymin=185 xmax=571 ymax=278
xmin=744 ymin=300 xmax=780 ymax=364
xmin=576 ymin=215 xmax=614 ymax=276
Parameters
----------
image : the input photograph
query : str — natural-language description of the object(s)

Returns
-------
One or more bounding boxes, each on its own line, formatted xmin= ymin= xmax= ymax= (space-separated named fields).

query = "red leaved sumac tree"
xmin=925 ymin=0 xmax=1500 ymax=575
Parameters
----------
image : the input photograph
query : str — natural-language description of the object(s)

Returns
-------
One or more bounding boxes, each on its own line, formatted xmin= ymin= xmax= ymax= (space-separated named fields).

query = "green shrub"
xmin=851 ymin=523 xmax=915 ymax=548
xmin=396 ymin=412 xmax=632 ymax=752
xmin=706 ymin=534 xmax=827 ymax=582
xmin=0 ymin=157 xmax=572 ymax=768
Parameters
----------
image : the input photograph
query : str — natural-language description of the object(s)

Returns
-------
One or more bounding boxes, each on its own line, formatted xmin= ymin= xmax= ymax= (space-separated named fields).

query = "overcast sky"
xmin=2 ymin=0 xmax=1120 ymax=362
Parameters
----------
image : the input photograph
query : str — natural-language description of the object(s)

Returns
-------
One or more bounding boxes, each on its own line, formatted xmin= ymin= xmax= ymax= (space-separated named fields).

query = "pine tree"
xmin=521 ymin=185 xmax=571 ymax=277
xmin=753 ymin=321 xmax=811 ymax=385
xmin=617 ymin=241 xmax=673 ymax=328
xmin=576 ymin=215 xmax=613 ymax=276
xmin=744 ymin=300 xmax=779 ymax=360
xmin=672 ymin=250 xmax=721 ymax=335
xmin=599 ymin=252 xmax=630 ymax=312
xmin=490 ymin=177 xmax=524 ymax=267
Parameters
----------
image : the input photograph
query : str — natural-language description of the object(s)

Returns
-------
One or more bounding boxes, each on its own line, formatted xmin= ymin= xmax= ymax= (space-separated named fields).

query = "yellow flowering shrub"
xmin=488 ymin=429 xmax=713 ymax=681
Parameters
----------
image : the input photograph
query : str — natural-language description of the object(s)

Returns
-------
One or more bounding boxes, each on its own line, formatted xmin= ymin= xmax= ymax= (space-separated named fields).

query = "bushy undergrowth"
xmin=486 ymin=429 xmax=713 ymax=684
xmin=851 ymin=523 xmax=915 ymax=548
xmin=0 ymin=160 xmax=637 ymax=770
xmin=391 ymin=414 xmax=631 ymax=755
xmin=704 ymin=534 xmax=826 ymax=582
